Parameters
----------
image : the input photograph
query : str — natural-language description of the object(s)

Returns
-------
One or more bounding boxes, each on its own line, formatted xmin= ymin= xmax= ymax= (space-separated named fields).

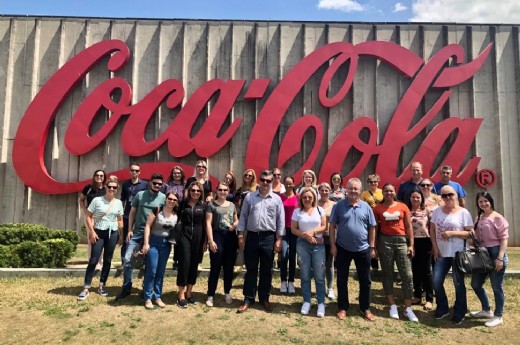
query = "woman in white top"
xmin=291 ymin=187 xmax=326 ymax=317
xmin=142 ymin=191 xmax=179 ymax=309
xmin=77 ymin=176 xmax=124 ymax=301
xmin=430 ymin=185 xmax=473 ymax=325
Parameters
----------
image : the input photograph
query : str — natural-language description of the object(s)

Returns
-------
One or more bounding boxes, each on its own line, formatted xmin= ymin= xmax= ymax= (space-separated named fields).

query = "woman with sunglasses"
xmin=361 ymin=174 xmax=383 ymax=272
xmin=271 ymin=168 xmax=286 ymax=194
xmin=317 ymin=182 xmax=336 ymax=300
xmin=79 ymin=169 xmax=107 ymax=273
xmin=77 ymin=176 xmax=123 ymax=300
xmin=205 ymin=182 xmax=239 ymax=307
xmin=409 ymin=188 xmax=434 ymax=311
xmin=279 ymin=176 xmax=298 ymax=294
xmin=373 ymin=183 xmax=418 ymax=322
xmin=469 ymin=191 xmax=509 ymax=327
xmin=223 ymin=171 xmax=238 ymax=202
xmin=419 ymin=178 xmax=442 ymax=213
xmin=176 ymin=181 xmax=207 ymax=308
xmin=141 ymin=192 xmax=179 ymax=309
xmin=329 ymin=172 xmax=346 ymax=202
xmin=430 ymin=185 xmax=473 ymax=325
xmin=291 ymin=187 xmax=327 ymax=317
xmin=185 ymin=160 xmax=213 ymax=202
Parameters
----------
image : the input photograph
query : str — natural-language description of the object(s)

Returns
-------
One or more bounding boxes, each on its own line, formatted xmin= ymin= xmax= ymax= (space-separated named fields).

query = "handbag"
xmin=454 ymin=231 xmax=494 ymax=274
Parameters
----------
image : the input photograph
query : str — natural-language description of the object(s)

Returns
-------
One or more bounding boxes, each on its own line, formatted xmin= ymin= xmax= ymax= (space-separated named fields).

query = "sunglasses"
xmin=259 ymin=178 xmax=272 ymax=183
xmin=95 ymin=174 xmax=104 ymax=177
xmin=190 ymin=189 xmax=201 ymax=193
xmin=107 ymin=185 xmax=118 ymax=190
xmin=167 ymin=197 xmax=178 ymax=201
xmin=273 ymin=173 xmax=281 ymax=176
xmin=197 ymin=165 xmax=206 ymax=169
xmin=152 ymin=182 xmax=163 ymax=186
xmin=244 ymin=174 xmax=253 ymax=177
xmin=218 ymin=188 xmax=228 ymax=192
xmin=441 ymin=193 xmax=455 ymax=199
xmin=332 ymin=177 xmax=341 ymax=181
xmin=130 ymin=169 xmax=140 ymax=172
xmin=368 ymin=180 xmax=378 ymax=184
xmin=420 ymin=184 xmax=432 ymax=187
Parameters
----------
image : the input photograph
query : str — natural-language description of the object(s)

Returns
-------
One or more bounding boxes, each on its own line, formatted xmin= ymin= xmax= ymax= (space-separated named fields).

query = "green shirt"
xmin=131 ymin=190 xmax=166 ymax=235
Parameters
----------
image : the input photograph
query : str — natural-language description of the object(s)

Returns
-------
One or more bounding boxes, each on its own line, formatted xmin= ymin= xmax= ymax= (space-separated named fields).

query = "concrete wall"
xmin=0 ymin=17 xmax=519 ymax=245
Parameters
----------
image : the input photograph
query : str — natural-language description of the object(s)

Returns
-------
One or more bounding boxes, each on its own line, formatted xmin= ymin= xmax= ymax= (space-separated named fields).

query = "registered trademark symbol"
xmin=475 ymin=169 xmax=496 ymax=189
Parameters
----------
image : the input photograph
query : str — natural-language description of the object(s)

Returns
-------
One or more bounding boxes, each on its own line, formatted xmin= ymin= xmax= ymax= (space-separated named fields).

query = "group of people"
xmin=76 ymin=161 xmax=509 ymax=328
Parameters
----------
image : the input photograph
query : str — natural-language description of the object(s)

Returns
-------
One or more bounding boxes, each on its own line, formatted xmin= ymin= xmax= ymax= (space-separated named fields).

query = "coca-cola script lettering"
xmin=13 ymin=39 xmax=492 ymax=194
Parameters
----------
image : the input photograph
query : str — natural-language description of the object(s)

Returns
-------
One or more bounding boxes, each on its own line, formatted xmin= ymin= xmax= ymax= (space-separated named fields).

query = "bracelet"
xmin=496 ymin=257 xmax=504 ymax=261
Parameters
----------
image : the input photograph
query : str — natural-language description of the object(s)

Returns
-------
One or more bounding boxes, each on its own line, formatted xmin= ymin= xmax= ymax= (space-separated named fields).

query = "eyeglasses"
xmin=441 ymin=193 xmax=455 ymax=199
xmin=420 ymin=184 xmax=432 ymax=187
xmin=107 ymin=185 xmax=118 ymax=190
xmin=190 ymin=189 xmax=201 ymax=193
xmin=95 ymin=174 xmax=104 ymax=177
xmin=273 ymin=173 xmax=281 ymax=176
xmin=368 ymin=180 xmax=378 ymax=184
xmin=130 ymin=169 xmax=140 ymax=173
xmin=302 ymin=196 xmax=314 ymax=200
xmin=152 ymin=182 xmax=163 ymax=186
xmin=332 ymin=177 xmax=341 ymax=181
xmin=167 ymin=197 xmax=178 ymax=201
xmin=197 ymin=165 xmax=206 ymax=169
xmin=244 ymin=174 xmax=253 ymax=177
xmin=218 ymin=188 xmax=228 ymax=192
xmin=259 ymin=178 xmax=272 ymax=183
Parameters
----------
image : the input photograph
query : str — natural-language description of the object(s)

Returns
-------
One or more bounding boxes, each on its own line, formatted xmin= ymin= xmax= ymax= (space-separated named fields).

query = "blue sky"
xmin=1 ymin=0 xmax=518 ymax=24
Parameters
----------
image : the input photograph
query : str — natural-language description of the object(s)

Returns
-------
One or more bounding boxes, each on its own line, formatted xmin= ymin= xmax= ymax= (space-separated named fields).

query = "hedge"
xmin=0 ymin=223 xmax=79 ymax=268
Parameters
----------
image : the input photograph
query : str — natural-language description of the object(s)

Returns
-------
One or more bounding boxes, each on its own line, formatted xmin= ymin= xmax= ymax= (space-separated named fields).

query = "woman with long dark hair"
xmin=279 ymin=176 xmax=298 ymax=294
xmin=470 ymin=191 xmax=509 ymax=327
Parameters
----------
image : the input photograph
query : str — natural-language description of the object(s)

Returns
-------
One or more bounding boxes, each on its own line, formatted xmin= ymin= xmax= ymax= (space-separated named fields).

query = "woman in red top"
xmin=279 ymin=176 xmax=298 ymax=294
xmin=373 ymin=183 xmax=418 ymax=322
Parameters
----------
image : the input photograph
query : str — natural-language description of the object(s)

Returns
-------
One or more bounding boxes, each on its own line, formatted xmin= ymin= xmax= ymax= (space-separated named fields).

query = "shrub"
xmin=0 ymin=245 xmax=21 ymax=268
xmin=0 ymin=223 xmax=78 ymax=251
xmin=43 ymin=239 xmax=74 ymax=267
xmin=15 ymin=241 xmax=52 ymax=268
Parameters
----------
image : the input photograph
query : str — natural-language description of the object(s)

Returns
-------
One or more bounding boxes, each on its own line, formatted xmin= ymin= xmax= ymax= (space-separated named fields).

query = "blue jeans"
xmin=324 ymin=235 xmax=334 ymax=291
xmin=433 ymin=256 xmax=467 ymax=318
xmin=143 ymin=235 xmax=171 ymax=300
xmin=471 ymin=246 xmax=508 ymax=317
xmin=243 ymin=231 xmax=275 ymax=303
xmin=280 ymin=229 xmax=297 ymax=282
xmin=336 ymin=245 xmax=372 ymax=312
xmin=122 ymin=235 xmax=144 ymax=292
xmin=83 ymin=229 xmax=119 ymax=288
xmin=297 ymin=239 xmax=326 ymax=304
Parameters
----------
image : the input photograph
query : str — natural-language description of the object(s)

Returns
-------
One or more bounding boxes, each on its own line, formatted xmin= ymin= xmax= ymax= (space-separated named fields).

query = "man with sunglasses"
xmin=116 ymin=173 xmax=166 ymax=301
xmin=434 ymin=165 xmax=467 ymax=207
xmin=116 ymin=163 xmax=149 ymax=276
xmin=236 ymin=170 xmax=285 ymax=313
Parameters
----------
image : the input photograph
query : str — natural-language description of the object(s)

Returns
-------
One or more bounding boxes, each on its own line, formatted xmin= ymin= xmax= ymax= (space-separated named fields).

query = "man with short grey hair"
xmin=434 ymin=165 xmax=467 ymax=207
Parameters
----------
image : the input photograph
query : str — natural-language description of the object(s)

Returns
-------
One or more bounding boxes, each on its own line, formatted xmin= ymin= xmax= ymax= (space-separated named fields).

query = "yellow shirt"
xmin=360 ymin=189 xmax=383 ymax=208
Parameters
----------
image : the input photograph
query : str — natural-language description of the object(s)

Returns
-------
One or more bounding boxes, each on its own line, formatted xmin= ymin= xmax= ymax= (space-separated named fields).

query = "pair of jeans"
xmin=323 ymin=235 xmax=334 ymax=291
xmin=122 ymin=235 xmax=144 ymax=292
xmin=378 ymin=234 xmax=413 ymax=299
xmin=412 ymin=237 xmax=434 ymax=302
xmin=243 ymin=231 xmax=275 ymax=303
xmin=336 ymin=244 xmax=372 ymax=312
xmin=471 ymin=245 xmax=508 ymax=317
xmin=280 ymin=229 xmax=297 ymax=282
xmin=297 ymin=239 xmax=326 ymax=304
xmin=207 ymin=229 xmax=238 ymax=296
xmin=433 ymin=256 xmax=467 ymax=318
xmin=83 ymin=229 xmax=119 ymax=288
xmin=143 ymin=235 xmax=171 ymax=300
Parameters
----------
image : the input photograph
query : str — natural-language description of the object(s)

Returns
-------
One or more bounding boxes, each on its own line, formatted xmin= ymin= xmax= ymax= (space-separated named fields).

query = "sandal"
xmin=155 ymin=298 xmax=166 ymax=308
xmin=145 ymin=300 xmax=154 ymax=310
xmin=423 ymin=302 xmax=433 ymax=311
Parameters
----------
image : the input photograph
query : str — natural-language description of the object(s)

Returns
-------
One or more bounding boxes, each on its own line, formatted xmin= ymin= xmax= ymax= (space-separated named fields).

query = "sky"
xmin=1 ymin=0 xmax=519 ymax=24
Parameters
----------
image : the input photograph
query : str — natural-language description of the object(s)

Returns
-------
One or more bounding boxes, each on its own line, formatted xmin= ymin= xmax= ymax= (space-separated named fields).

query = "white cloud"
xmin=393 ymin=2 xmax=407 ymax=13
xmin=317 ymin=0 xmax=365 ymax=13
xmin=411 ymin=0 xmax=520 ymax=23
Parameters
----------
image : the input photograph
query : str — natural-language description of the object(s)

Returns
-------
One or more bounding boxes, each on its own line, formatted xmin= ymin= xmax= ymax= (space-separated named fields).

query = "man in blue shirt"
xmin=330 ymin=178 xmax=377 ymax=321
xmin=236 ymin=170 xmax=285 ymax=313
xmin=397 ymin=161 xmax=424 ymax=208
xmin=434 ymin=165 xmax=467 ymax=207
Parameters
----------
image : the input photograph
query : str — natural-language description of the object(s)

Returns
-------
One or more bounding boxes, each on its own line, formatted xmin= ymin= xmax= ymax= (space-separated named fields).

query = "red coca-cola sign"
xmin=13 ymin=39 xmax=493 ymax=194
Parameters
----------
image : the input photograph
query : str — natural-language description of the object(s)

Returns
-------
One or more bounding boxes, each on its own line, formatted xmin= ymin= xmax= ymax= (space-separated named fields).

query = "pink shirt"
xmin=280 ymin=194 xmax=298 ymax=229
xmin=475 ymin=216 xmax=509 ymax=247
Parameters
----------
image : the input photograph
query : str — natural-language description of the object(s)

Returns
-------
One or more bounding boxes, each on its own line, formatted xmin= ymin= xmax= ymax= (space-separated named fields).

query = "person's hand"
xmin=126 ymin=231 xmax=133 ymax=243
xmin=238 ymin=236 xmax=245 ymax=250
xmin=407 ymin=246 xmax=415 ymax=258
xmin=209 ymin=241 xmax=218 ymax=253
xmin=142 ymin=244 xmax=150 ymax=255
xmin=370 ymin=248 xmax=377 ymax=259
xmin=274 ymin=238 xmax=282 ymax=253
xmin=89 ymin=231 xmax=98 ymax=244
xmin=495 ymin=258 xmax=504 ymax=271
xmin=330 ymin=244 xmax=337 ymax=258
xmin=432 ymin=247 xmax=440 ymax=261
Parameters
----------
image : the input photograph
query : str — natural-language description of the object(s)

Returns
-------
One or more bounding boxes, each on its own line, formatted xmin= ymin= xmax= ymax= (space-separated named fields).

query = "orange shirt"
xmin=373 ymin=202 xmax=410 ymax=236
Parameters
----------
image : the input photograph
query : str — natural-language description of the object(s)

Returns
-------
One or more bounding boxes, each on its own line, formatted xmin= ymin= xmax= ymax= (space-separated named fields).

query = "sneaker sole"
xmin=435 ymin=312 xmax=450 ymax=320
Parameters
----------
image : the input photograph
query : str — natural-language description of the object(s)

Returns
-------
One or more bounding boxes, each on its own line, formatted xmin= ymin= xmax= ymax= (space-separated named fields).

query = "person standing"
xmin=329 ymin=172 xmax=346 ymax=202
xmin=330 ymin=178 xmax=377 ymax=321
xmin=397 ymin=161 xmax=424 ymax=208
xmin=116 ymin=173 xmax=166 ymax=301
xmin=77 ymin=176 xmax=124 ymax=300
xmin=279 ymin=176 xmax=298 ymax=294
xmin=360 ymin=174 xmax=383 ymax=272
xmin=236 ymin=170 xmax=285 ymax=313
xmin=118 ymin=163 xmax=148 ymax=276
xmin=185 ymin=160 xmax=213 ymax=202
xmin=317 ymin=182 xmax=336 ymax=300
xmin=434 ymin=165 xmax=467 ymax=207
xmin=470 ymin=191 xmax=509 ymax=327
xmin=271 ymin=168 xmax=286 ymax=194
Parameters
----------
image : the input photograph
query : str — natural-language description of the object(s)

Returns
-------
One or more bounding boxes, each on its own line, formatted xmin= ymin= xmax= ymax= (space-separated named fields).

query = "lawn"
xmin=0 ymin=273 xmax=519 ymax=344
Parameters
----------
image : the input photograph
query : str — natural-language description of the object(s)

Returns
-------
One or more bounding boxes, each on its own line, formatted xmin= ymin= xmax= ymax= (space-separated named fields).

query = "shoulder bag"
xmin=454 ymin=231 xmax=494 ymax=274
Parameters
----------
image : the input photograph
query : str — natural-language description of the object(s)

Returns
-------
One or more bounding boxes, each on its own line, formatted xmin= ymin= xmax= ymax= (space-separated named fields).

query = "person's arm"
xmin=127 ymin=206 xmax=137 ymax=242
xmin=142 ymin=211 xmax=156 ymax=254
xmin=86 ymin=211 xmax=97 ymax=244
xmin=458 ymin=197 xmax=466 ymax=207
xmin=404 ymin=211 xmax=414 ymax=257
xmin=117 ymin=215 xmax=124 ymax=245
xmin=314 ymin=210 xmax=327 ymax=235
xmin=495 ymin=238 xmax=508 ymax=271
xmin=206 ymin=210 xmax=217 ymax=253
xmin=329 ymin=223 xmax=337 ymax=257
xmin=429 ymin=222 xmax=439 ymax=261
xmin=79 ymin=193 xmax=88 ymax=216
xmin=368 ymin=225 xmax=376 ymax=258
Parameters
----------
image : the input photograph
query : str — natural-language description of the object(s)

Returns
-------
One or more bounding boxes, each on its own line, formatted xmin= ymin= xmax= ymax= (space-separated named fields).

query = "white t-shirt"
xmin=431 ymin=207 xmax=473 ymax=257
xmin=291 ymin=207 xmax=324 ymax=238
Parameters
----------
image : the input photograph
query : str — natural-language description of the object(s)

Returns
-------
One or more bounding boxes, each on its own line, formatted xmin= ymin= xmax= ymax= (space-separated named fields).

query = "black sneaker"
xmin=435 ymin=311 xmax=450 ymax=320
xmin=187 ymin=296 xmax=197 ymax=304
xmin=452 ymin=315 xmax=465 ymax=325
xmin=98 ymin=285 xmax=109 ymax=297
xmin=115 ymin=289 xmax=131 ymax=301
xmin=177 ymin=298 xmax=188 ymax=308
xmin=114 ymin=268 xmax=123 ymax=278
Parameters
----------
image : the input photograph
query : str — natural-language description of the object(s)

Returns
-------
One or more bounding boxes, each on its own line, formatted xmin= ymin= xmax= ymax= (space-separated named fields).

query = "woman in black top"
xmin=184 ymin=160 xmax=213 ymax=202
xmin=176 ymin=181 xmax=207 ymax=308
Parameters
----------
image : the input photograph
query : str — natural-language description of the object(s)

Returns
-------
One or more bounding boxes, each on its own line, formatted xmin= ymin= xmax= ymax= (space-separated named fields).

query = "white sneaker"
xmin=404 ymin=307 xmax=419 ymax=322
xmin=327 ymin=289 xmax=336 ymax=300
xmin=470 ymin=310 xmax=494 ymax=319
xmin=224 ymin=293 xmax=233 ymax=305
xmin=389 ymin=304 xmax=399 ymax=319
xmin=280 ymin=281 xmax=288 ymax=293
xmin=301 ymin=302 xmax=311 ymax=315
xmin=485 ymin=316 xmax=503 ymax=327
xmin=205 ymin=296 xmax=214 ymax=307
xmin=288 ymin=282 xmax=296 ymax=294
xmin=317 ymin=303 xmax=325 ymax=318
